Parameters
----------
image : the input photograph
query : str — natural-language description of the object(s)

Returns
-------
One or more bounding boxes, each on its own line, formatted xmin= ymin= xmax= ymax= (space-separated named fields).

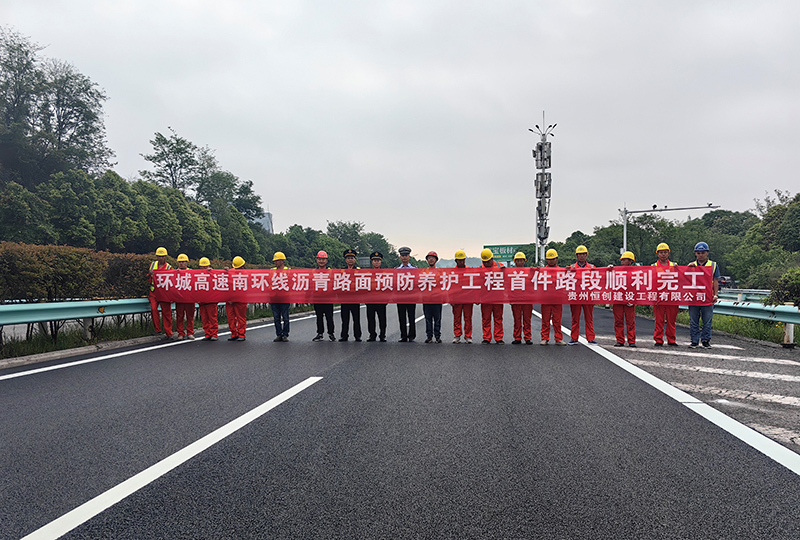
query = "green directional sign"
xmin=483 ymin=244 xmax=524 ymax=261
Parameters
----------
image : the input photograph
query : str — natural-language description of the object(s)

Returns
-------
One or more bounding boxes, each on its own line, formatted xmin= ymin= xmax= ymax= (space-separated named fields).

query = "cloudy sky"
xmin=3 ymin=1 xmax=799 ymax=260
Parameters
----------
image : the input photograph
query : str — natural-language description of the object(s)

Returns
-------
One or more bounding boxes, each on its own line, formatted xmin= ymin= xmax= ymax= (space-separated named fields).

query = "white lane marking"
xmin=0 ymin=314 xmax=318 ymax=382
xmin=748 ymin=423 xmax=800 ymax=447
xmin=21 ymin=376 xmax=323 ymax=540
xmin=672 ymin=383 xmax=800 ymax=407
xmin=628 ymin=348 xmax=800 ymax=367
xmin=628 ymin=359 xmax=800 ymax=383
xmin=594 ymin=335 xmax=744 ymax=350
xmin=415 ymin=315 xmax=425 ymax=322
xmin=589 ymin=344 xmax=800 ymax=476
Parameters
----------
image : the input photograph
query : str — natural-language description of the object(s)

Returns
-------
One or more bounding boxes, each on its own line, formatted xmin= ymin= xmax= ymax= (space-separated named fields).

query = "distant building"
xmin=258 ymin=212 xmax=274 ymax=234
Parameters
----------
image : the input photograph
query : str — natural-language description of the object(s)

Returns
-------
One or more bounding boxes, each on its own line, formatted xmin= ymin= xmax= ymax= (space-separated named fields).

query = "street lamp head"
xmin=652 ymin=204 xmax=657 ymax=210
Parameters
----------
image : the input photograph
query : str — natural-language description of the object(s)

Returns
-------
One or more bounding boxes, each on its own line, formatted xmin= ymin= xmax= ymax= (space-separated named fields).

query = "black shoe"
xmin=482 ymin=339 xmax=490 ymax=344
xmin=328 ymin=334 xmax=336 ymax=342
xmin=512 ymin=340 xmax=521 ymax=345
xmin=702 ymin=341 xmax=711 ymax=348
xmin=525 ymin=340 xmax=533 ymax=345
xmin=496 ymin=340 xmax=505 ymax=344
xmin=312 ymin=334 xmax=323 ymax=342
xmin=628 ymin=343 xmax=636 ymax=347
xmin=282 ymin=336 xmax=289 ymax=342
xmin=366 ymin=337 xmax=376 ymax=342
xmin=338 ymin=337 xmax=348 ymax=342
xmin=614 ymin=342 xmax=625 ymax=347
xmin=424 ymin=337 xmax=433 ymax=343
xmin=689 ymin=342 xmax=699 ymax=349
xmin=379 ymin=337 xmax=386 ymax=342
xmin=408 ymin=338 xmax=415 ymax=342
xmin=273 ymin=336 xmax=283 ymax=342
xmin=237 ymin=337 xmax=246 ymax=341
xmin=355 ymin=338 xmax=362 ymax=342
xmin=435 ymin=338 xmax=442 ymax=344
xmin=399 ymin=338 xmax=408 ymax=342
xmin=228 ymin=337 xmax=238 ymax=341
xmin=667 ymin=342 xmax=678 ymax=347
xmin=654 ymin=342 xmax=664 ymax=347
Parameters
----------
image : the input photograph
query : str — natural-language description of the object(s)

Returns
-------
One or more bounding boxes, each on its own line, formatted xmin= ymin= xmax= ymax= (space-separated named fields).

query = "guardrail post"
xmin=82 ymin=318 xmax=92 ymax=340
xmin=784 ymin=303 xmax=795 ymax=349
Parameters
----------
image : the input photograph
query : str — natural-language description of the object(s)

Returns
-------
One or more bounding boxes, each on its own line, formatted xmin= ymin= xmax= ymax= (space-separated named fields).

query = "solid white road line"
xmin=594 ymin=335 xmax=744 ymax=350
xmin=671 ymin=383 xmax=800 ymax=408
xmin=21 ymin=376 xmax=323 ymax=540
xmin=588 ymin=343 xmax=800 ymax=476
xmin=0 ymin=314 xmax=318 ymax=382
xmin=748 ymin=423 xmax=800 ymax=447
xmin=628 ymin=358 xmax=800 ymax=383
xmin=629 ymin=348 xmax=800 ymax=366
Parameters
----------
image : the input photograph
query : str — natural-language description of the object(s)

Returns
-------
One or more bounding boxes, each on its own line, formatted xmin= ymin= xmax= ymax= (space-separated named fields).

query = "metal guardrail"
xmin=718 ymin=289 xmax=771 ymax=303
xmin=713 ymin=300 xmax=800 ymax=325
xmin=0 ymin=299 xmax=150 ymax=326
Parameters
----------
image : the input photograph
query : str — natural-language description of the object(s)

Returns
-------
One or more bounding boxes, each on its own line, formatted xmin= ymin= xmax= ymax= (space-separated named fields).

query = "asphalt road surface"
xmin=3 ymin=306 xmax=800 ymax=539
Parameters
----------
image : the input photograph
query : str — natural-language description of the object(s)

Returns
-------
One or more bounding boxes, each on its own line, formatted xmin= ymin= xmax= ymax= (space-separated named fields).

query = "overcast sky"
xmin=3 ymin=1 xmax=799 ymax=260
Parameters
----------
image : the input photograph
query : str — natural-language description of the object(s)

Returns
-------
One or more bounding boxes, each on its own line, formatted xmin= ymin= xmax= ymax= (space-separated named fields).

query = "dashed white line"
xmin=629 ymin=348 xmax=800 ymax=366
xmin=627 ymin=359 xmax=800 ymax=383
xmin=672 ymin=383 xmax=800 ymax=407
xmin=21 ymin=376 xmax=323 ymax=540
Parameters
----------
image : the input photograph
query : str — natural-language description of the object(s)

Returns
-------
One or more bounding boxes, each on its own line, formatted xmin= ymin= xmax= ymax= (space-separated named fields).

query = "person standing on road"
xmin=510 ymin=252 xmax=533 ymax=345
xmin=148 ymin=247 xmax=173 ymax=338
xmin=569 ymin=245 xmax=597 ymax=345
xmin=312 ymin=250 xmax=335 ymax=342
xmin=339 ymin=249 xmax=362 ymax=342
xmin=197 ymin=257 xmax=219 ymax=341
xmin=653 ymin=243 xmax=679 ymax=347
xmin=687 ymin=241 xmax=720 ymax=348
xmin=174 ymin=254 xmax=195 ymax=340
xmin=270 ymin=252 xmax=291 ymax=342
xmin=423 ymin=251 xmax=443 ymax=343
xmin=396 ymin=246 xmax=417 ymax=342
xmin=226 ymin=256 xmax=248 ymax=341
xmin=366 ymin=251 xmax=387 ymax=342
xmin=479 ymin=248 xmax=505 ymax=344
xmin=451 ymin=250 xmax=473 ymax=343
xmin=540 ymin=249 xmax=565 ymax=346
xmin=613 ymin=251 xmax=637 ymax=347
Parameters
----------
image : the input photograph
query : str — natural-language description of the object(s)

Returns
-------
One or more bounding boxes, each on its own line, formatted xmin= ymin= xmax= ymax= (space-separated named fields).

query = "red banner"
xmin=153 ymin=267 xmax=713 ymax=305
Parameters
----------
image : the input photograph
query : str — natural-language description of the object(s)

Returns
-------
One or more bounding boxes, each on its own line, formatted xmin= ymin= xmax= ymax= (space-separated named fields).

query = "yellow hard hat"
xmin=656 ymin=242 xmax=670 ymax=252
xmin=575 ymin=245 xmax=588 ymax=254
xmin=480 ymin=248 xmax=494 ymax=262
xmin=454 ymin=250 xmax=467 ymax=260
xmin=620 ymin=251 xmax=636 ymax=262
xmin=546 ymin=249 xmax=558 ymax=259
xmin=176 ymin=253 xmax=189 ymax=262
xmin=273 ymin=251 xmax=286 ymax=261
xmin=155 ymin=247 xmax=168 ymax=256
xmin=199 ymin=257 xmax=211 ymax=267
xmin=232 ymin=256 xmax=245 ymax=268
xmin=514 ymin=251 xmax=527 ymax=261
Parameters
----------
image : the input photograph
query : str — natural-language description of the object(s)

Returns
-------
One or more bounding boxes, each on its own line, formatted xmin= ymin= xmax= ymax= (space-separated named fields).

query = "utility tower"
xmin=529 ymin=113 xmax=556 ymax=265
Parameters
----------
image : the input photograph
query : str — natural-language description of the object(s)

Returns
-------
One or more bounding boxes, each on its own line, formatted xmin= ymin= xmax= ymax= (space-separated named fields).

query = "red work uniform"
xmin=511 ymin=304 xmax=533 ymax=342
xmin=613 ymin=303 xmax=636 ymax=345
xmin=480 ymin=260 xmax=505 ymax=342
xmin=452 ymin=266 xmax=473 ymax=341
xmin=175 ymin=268 xmax=195 ymax=339
xmin=540 ymin=267 xmax=563 ymax=342
xmin=653 ymin=260 xmax=679 ymax=345
xmin=226 ymin=268 xmax=248 ymax=340
xmin=148 ymin=261 xmax=173 ymax=337
xmin=569 ymin=262 xmax=596 ymax=342
xmin=199 ymin=301 xmax=218 ymax=339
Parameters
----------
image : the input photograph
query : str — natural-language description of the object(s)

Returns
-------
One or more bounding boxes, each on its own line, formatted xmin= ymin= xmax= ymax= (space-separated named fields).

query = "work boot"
xmin=312 ymin=334 xmax=323 ymax=342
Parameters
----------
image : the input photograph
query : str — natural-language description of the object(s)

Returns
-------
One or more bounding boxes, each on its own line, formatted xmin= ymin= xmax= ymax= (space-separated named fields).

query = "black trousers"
xmin=366 ymin=304 xmax=387 ymax=339
xmin=397 ymin=304 xmax=417 ymax=340
xmin=314 ymin=304 xmax=334 ymax=335
xmin=423 ymin=304 xmax=443 ymax=338
xmin=340 ymin=304 xmax=361 ymax=339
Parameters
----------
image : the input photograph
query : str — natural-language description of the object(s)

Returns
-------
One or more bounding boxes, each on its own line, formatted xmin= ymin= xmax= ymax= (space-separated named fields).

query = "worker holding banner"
xmin=339 ymin=249 xmax=362 ymax=342
xmin=652 ymin=243 xmax=679 ymax=347
xmin=510 ymin=252 xmax=533 ymax=345
xmin=226 ymin=256 xmax=248 ymax=341
xmin=480 ymin=248 xmax=505 ymax=344
xmin=569 ymin=245 xmax=597 ymax=345
xmin=174 ymin=254 xmax=195 ymax=340
xmin=540 ymin=249 xmax=565 ymax=345
xmin=148 ymin=247 xmax=173 ymax=338
xmin=270 ymin=252 xmax=291 ymax=342
xmin=613 ymin=251 xmax=637 ymax=347
xmin=312 ymin=250 xmax=335 ymax=342
xmin=451 ymin=250 xmax=473 ymax=344
xmin=197 ymin=257 xmax=219 ymax=341
xmin=396 ymin=246 xmax=417 ymax=342
xmin=366 ymin=251 xmax=388 ymax=342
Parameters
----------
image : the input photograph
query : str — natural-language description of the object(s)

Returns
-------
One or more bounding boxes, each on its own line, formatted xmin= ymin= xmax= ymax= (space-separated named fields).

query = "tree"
xmin=326 ymin=221 xmax=367 ymax=253
xmin=140 ymin=127 xmax=200 ymax=194
xmin=165 ymin=188 xmax=221 ymax=259
xmin=129 ymin=180 xmax=181 ymax=255
xmin=0 ymin=180 xmax=56 ymax=243
xmin=213 ymin=199 xmax=263 ymax=263
xmin=36 ymin=169 xmax=97 ymax=248
xmin=196 ymin=170 xmax=264 ymax=222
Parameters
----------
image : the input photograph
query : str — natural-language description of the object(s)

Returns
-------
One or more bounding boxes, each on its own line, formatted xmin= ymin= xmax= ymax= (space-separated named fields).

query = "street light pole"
xmin=620 ymin=203 xmax=721 ymax=253
xmin=529 ymin=112 xmax=556 ymax=266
